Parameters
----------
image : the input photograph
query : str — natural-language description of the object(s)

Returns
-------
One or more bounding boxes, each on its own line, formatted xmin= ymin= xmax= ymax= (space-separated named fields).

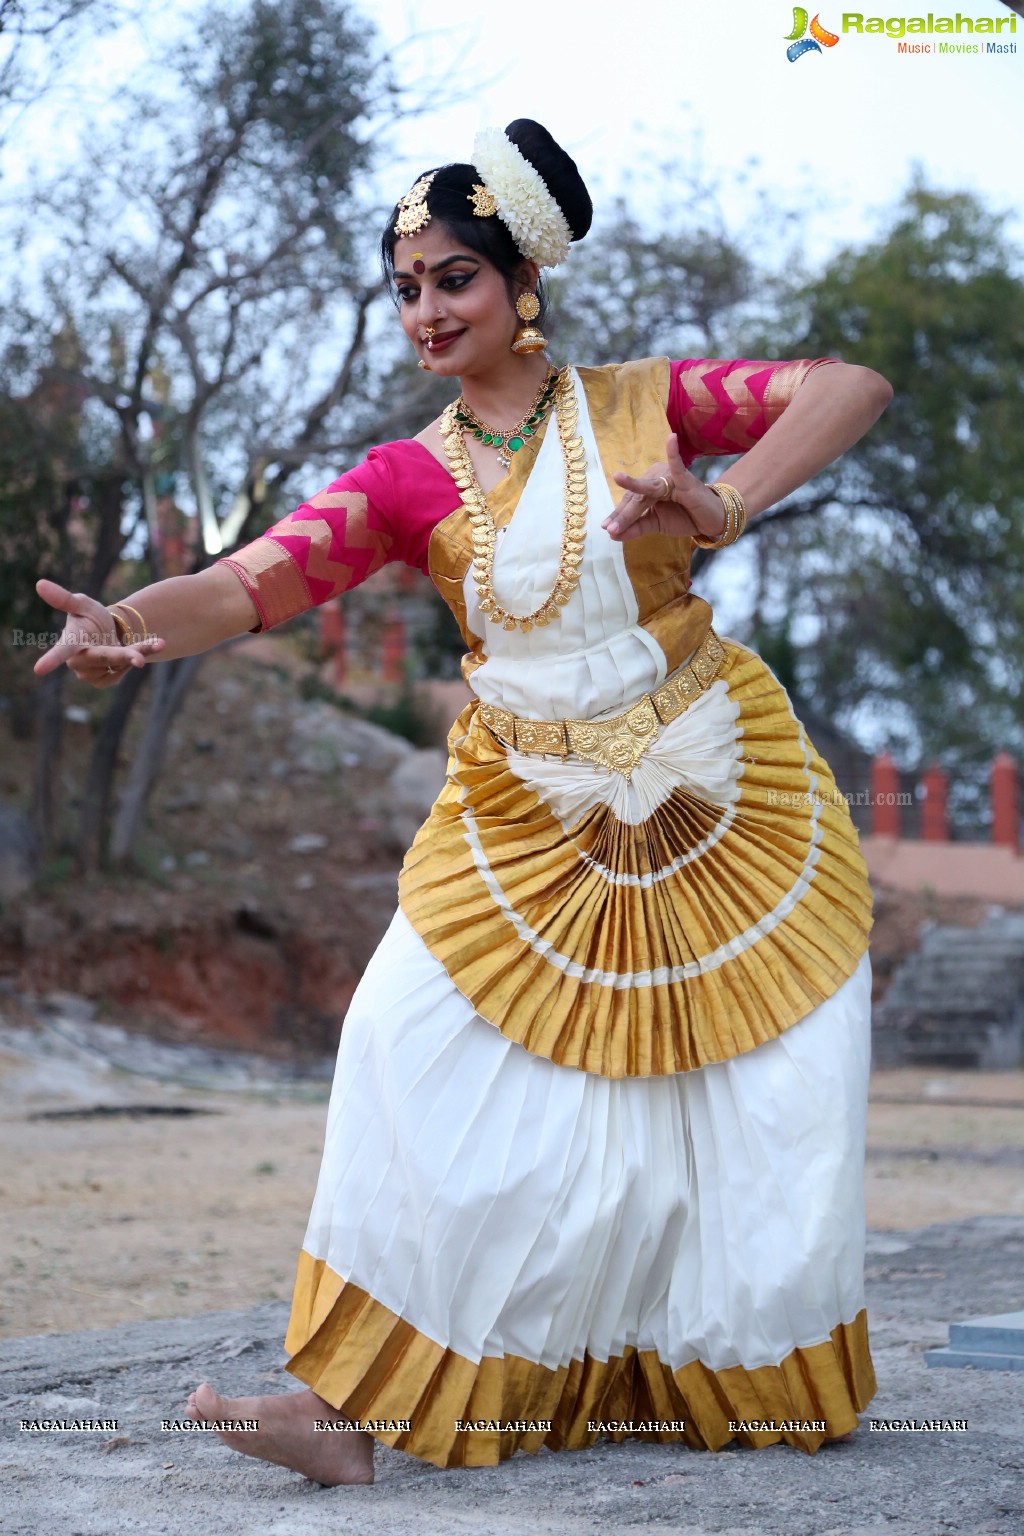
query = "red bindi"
xmin=412 ymin=257 xmax=426 ymax=274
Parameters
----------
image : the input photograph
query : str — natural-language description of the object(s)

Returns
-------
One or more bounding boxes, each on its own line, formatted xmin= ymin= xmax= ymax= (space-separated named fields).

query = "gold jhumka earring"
xmin=511 ymin=292 xmax=547 ymax=354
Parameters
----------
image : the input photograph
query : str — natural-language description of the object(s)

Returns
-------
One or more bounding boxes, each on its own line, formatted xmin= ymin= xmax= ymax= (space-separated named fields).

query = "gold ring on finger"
xmin=655 ymin=475 xmax=672 ymax=501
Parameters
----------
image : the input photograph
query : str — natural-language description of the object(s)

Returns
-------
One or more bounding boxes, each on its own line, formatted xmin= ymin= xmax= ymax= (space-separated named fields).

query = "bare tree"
xmin=9 ymin=0 xmax=416 ymax=868
xmin=0 ymin=0 xmax=121 ymax=127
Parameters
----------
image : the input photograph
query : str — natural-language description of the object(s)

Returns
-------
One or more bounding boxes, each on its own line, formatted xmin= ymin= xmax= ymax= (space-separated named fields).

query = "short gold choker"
xmin=453 ymin=370 xmax=557 ymax=470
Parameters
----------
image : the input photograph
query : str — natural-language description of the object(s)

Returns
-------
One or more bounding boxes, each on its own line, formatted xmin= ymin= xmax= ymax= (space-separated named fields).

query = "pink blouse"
xmin=218 ymin=357 xmax=834 ymax=632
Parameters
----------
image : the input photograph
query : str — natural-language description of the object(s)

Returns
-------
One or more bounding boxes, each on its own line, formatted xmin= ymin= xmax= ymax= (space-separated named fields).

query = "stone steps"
xmin=925 ymin=1311 xmax=1024 ymax=1371
xmin=873 ymin=910 xmax=1024 ymax=1068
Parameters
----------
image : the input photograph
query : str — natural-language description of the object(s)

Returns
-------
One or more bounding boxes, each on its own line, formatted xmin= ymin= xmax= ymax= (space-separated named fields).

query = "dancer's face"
xmin=393 ymin=225 xmax=525 ymax=378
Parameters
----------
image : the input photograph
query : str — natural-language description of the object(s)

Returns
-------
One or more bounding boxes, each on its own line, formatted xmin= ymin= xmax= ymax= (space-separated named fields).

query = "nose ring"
xmin=424 ymin=325 xmax=435 ymax=350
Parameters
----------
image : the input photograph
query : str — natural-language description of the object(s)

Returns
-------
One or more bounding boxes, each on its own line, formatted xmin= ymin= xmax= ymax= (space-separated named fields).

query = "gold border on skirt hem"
xmin=284 ymin=1255 xmax=876 ymax=1469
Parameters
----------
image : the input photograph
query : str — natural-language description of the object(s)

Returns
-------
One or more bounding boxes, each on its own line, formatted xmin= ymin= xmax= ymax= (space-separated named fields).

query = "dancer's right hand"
xmin=33 ymin=578 xmax=164 ymax=687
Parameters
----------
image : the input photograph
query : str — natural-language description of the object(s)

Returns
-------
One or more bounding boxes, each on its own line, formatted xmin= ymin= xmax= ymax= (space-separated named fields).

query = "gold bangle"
xmin=717 ymin=483 xmax=747 ymax=541
xmin=110 ymin=600 xmax=149 ymax=643
xmin=108 ymin=608 xmax=133 ymax=646
xmin=691 ymin=482 xmax=747 ymax=549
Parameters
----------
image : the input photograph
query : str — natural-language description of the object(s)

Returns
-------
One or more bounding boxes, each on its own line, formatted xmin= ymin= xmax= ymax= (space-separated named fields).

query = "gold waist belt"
xmin=478 ymin=628 xmax=726 ymax=780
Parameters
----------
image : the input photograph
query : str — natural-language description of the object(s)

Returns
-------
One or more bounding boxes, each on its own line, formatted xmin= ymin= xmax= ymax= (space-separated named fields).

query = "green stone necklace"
xmin=453 ymin=369 xmax=558 ymax=469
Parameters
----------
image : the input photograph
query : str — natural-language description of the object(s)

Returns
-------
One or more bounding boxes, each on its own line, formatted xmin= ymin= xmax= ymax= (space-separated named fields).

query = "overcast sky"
xmin=8 ymin=0 xmax=1021 ymax=268
xmin=374 ymin=0 xmax=1021 ymax=262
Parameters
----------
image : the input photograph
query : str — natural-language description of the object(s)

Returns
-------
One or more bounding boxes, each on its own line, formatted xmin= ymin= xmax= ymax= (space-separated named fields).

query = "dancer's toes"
xmin=183 ymin=1381 xmax=374 ymax=1486
xmin=188 ymin=1382 xmax=220 ymax=1420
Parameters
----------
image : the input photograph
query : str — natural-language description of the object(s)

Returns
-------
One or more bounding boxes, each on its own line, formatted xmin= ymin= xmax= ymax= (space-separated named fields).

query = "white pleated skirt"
xmin=284 ymin=906 xmax=874 ymax=1464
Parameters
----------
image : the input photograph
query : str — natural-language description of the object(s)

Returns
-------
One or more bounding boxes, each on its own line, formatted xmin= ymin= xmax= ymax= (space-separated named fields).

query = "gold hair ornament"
xmin=393 ymin=173 xmax=437 ymax=237
xmin=468 ymin=183 xmax=498 ymax=217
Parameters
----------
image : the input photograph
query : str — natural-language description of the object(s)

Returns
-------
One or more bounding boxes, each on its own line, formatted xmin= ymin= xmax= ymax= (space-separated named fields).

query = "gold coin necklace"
xmin=440 ymin=368 xmax=588 ymax=633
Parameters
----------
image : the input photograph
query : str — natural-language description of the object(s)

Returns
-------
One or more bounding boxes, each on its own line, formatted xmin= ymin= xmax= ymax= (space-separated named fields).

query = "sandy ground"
xmin=2 ymin=1010 xmax=1024 ymax=1341
xmin=865 ymin=1068 xmax=1024 ymax=1230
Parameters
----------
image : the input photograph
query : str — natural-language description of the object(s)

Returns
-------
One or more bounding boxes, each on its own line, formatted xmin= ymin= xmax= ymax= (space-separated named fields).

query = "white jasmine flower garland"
xmin=471 ymin=128 xmax=573 ymax=269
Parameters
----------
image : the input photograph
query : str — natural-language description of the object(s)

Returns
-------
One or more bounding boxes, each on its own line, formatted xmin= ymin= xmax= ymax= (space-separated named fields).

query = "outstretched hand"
xmin=603 ymin=435 xmax=727 ymax=543
xmin=33 ymin=579 xmax=164 ymax=688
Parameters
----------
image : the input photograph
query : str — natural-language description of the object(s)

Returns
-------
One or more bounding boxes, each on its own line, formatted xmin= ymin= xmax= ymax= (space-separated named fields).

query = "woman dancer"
xmin=35 ymin=119 xmax=892 ymax=1485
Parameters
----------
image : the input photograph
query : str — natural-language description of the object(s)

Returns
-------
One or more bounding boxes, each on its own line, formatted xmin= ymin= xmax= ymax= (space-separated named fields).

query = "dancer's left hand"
xmin=604 ymin=435 xmax=727 ymax=543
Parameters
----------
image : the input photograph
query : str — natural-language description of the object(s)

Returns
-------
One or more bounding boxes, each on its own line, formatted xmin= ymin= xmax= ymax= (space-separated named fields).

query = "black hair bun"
xmin=504 ymin=119 xmax=593 ymax=244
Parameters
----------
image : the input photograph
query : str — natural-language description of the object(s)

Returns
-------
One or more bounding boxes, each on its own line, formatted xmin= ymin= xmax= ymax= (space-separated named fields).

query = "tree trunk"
xmin=76 ymin=664 xmax=150 ymax=871
xmin=108 ymin=653 xmax=205 ymax=868
xmin=86 ymin=473 xmax=130 ymax=593
xmin=30 ymin=667 xmax=67 ymax=859
xmin=30 ymin=479 xmax=75 ymax=859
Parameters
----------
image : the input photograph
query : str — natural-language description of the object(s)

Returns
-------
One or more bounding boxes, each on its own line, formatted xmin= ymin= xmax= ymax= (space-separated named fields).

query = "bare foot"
xmin=185 ymin=1381 xmax=374 ymax=1486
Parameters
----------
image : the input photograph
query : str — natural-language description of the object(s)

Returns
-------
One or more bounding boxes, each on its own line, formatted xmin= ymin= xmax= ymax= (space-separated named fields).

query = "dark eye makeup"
xmin=397 ymin=270 xmax=477 ymax=303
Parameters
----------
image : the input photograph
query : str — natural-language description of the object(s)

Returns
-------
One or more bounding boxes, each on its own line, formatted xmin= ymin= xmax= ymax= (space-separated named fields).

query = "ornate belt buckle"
xmin=566 ymin=695 xmax=660 ymax=780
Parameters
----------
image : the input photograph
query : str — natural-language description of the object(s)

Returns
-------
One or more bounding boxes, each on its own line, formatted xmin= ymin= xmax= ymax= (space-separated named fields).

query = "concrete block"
xmin=924 ymin=1346 xmax=1024 ymax=1371
xmin=925 ymin=1309 xmax=1024 ymax=1369
xmin=949 ymin=1310 xmax=1024 ymax=1355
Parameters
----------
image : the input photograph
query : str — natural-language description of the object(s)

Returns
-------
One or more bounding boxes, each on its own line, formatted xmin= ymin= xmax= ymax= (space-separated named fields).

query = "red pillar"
xmin=318 ymin=605 xmax=347 ymax=684
xmin=330 ymin=615 xmax=347 ymax=687
xmin=991 ymin=752 xmax=1020 ymax=851
xmin=920 ymin=762 xmax=949 ymax=842
xmin=871 ymin=751 xmax=901 ymax=837
xmin=381 ymin=611 xmax=406 ymax=684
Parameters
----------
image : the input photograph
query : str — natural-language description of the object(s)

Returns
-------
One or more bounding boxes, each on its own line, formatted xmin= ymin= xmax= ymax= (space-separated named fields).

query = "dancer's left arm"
xmin=604 ymin=361 xmax=892 ymax=541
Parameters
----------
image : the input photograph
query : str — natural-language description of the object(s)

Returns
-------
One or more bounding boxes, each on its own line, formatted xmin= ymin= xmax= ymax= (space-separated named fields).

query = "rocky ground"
xmin=0 ymin=637 xmax=451 ymax=1059
xmin=1 ymin=1212 xmax=1023 ymax=1536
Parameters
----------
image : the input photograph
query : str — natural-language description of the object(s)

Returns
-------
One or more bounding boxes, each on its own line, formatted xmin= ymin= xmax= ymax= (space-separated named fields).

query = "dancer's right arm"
xmin=33 ymin=566 xmax=259 ymax=688
xmin=34 ymin=442 xmax=444 ymax=689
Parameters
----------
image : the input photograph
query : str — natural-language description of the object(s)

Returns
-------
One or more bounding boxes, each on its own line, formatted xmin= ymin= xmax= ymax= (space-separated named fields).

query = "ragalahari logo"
xmin=785 ymin=8 xmax=841 ymax=59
